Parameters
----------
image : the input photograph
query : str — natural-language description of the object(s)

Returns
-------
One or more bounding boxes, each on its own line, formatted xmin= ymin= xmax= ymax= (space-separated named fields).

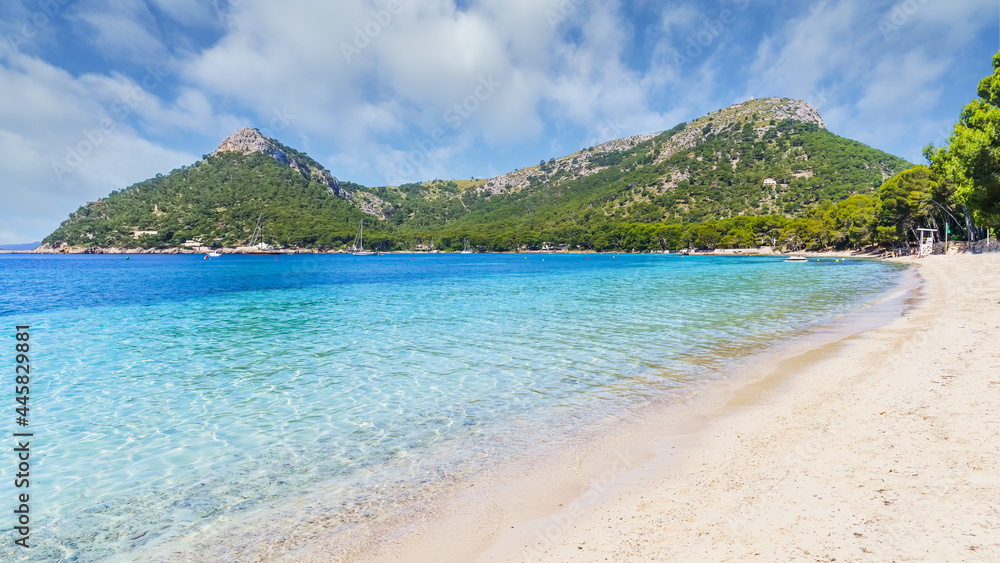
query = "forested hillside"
xmin=373 ymin=98 xmax=910 ymax=250
xmin=42 ymin=98 xmax=916 ymax=252
xmin=45 ymin=151 xmax=374 ymax=249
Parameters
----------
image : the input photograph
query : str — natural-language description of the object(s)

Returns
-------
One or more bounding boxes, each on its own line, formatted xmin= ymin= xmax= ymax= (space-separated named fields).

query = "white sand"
xmin=474 ymin=253 xmax=1000 ymax=561
xmin=144 ymin=254 xmax=1000 ymax=562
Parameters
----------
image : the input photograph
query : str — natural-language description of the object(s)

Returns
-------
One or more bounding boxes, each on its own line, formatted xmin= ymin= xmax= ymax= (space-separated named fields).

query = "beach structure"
xmin=918 ymin=228 xmax=935 ymax=258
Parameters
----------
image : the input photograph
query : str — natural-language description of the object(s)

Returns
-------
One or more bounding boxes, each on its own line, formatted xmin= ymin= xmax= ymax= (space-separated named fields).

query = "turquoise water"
xmin=0 ymin=253 xmax=904 ymax=561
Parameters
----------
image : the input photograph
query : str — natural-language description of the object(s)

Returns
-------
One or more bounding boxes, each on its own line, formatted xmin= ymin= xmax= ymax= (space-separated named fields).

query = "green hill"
xmin=42 ymin=128 xmax=384 ymax=250
xmin=370 ymin=98 xmax=910 ymax=249
xmin=42 ymin=98 xmax=911 ymax=252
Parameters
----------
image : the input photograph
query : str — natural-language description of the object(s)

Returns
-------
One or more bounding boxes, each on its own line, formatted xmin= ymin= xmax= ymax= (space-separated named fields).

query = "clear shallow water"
xmin=0 ymin=253 xmax=904 ymax=561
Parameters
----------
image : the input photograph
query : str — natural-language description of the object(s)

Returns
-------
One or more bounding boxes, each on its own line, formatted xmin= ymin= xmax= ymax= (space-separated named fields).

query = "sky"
xmin=0 ymin=0 xmax=997 ymax=245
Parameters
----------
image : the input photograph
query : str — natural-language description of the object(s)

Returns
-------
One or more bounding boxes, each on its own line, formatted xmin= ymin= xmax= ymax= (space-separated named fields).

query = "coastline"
xmin=471 ymin=253 xmax=1000 ymax=561
xmin=321 ymin=260 xmax=926 ymax=563
xmin=224 ymin=253 xmax=1000 ymax=562
xmin=125 ymin=254 xmax=928 ymax=562
xmin=9 ymin=245 xmax=899 ymax=257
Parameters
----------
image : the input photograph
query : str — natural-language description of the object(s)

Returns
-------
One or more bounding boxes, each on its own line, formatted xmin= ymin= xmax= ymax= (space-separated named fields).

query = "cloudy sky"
xmin=0 ymin=0 xmax=996 ymax=244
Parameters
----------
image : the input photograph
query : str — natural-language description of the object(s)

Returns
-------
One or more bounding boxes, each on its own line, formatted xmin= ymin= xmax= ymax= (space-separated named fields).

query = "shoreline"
xmin=472 ymin=253 xmax=1000 ymax=561
xmin=128 ymin=255 xmax=924 ymax=561
xmin=205 ymin=254 xmax=1000 ymax=562
xmin=335 ymin=260 xmax=926 ymax=563
xmin=2 ymin=247 xmax=913 ymax=258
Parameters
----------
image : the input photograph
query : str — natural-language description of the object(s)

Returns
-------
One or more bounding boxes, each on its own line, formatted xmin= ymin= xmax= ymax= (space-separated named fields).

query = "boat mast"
xmin=249 ymin=212 xmax=264 ymax=248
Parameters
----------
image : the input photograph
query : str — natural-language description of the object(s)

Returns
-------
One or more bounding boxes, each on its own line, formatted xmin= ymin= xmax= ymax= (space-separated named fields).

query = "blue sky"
xmin=0 ymin=0 xmax=997 ymax=244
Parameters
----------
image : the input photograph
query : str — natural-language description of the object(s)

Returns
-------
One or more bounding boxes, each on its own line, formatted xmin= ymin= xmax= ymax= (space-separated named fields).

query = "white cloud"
xmin=0 ymin=49 xmax=195 ymax=244
xmin=147 ymin=0 xmax=218 ymax=27
xmin=180 ymin=0 xmax=676 ymax=184
xmin=744 ymin=0 xmax=996 ymax=161
xmin=747 ymin=1 xmax=868 ymax=100
xmin=4 ymin=0 xmax=996 ymax=243
xmin=71 ymin=0 xmax=167 ymax=62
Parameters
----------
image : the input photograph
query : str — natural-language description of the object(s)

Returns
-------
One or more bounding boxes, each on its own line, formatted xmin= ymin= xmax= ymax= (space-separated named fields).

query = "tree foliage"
xmin=926 ymin=50 xmax=1000 ymax=228
xmin=45 ymin=103 xmax=930 ymax=253
xmin=44 ymin=152 xmax=374 ymax=249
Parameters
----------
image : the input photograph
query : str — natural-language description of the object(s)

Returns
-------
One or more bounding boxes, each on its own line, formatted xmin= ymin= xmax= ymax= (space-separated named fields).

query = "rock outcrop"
xmin=350 ymin=192 xmax=392 ymax=220
xmin=476 ymin=98 xmax=826 ymax=197
xmin=214 ymin=127 xmax=346 ymax=197
xmin=214 ymin=127 xmax=277 ymax=156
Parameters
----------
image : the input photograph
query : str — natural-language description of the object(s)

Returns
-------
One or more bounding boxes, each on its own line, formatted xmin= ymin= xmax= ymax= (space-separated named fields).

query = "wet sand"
xmin=141 ymin=254 xmax=1000 ymax=562
xmin=471 ymin=253 xmax=1000 ymax=561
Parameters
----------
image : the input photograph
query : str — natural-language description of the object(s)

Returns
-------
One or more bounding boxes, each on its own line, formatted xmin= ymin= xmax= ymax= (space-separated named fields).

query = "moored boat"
xmin=351 ymin=220 xmax=379 ymax=256
xmin=246 ymin=212 xmax=281 ymax=254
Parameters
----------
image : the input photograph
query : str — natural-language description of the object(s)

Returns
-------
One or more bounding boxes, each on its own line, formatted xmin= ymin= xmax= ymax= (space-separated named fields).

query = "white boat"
xmin=460 ymin=238 xmax=473 ymax=254
xmin=429 ymin=237 xmax=439 ymax=253
xmin=247 ymin=212 xmax=280 ymax=254
xmin=207 ymin=251 xmax=221 ymax=257
xmin=351 ymin=220 xmax=378 ymax=256
xmin=784 ymin=255 xmax=808 ymax=262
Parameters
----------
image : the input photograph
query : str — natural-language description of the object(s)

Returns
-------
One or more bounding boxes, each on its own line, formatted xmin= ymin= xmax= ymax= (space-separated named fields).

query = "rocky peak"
xmin=693 ymin=97 xmax=827 ymax=134
xmin=213 ymin=127 xmax=344 ymax=197
xmin=755 ymin=97 xmax=826 ymax=129
xmin=215 ymin=127 xmax=276 ymax=156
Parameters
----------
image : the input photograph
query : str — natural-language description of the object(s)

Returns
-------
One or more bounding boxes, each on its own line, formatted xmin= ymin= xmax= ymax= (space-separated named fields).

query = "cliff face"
xmin=215 ymin=127 xmax=345 ymax=197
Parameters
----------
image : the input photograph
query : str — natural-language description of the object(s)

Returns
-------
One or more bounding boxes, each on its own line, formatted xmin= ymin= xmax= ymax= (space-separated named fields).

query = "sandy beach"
xmin=466 ymin=253 xmax=1000 ymax=562
xmin=137 ymin=253 xmax=999 ymax=562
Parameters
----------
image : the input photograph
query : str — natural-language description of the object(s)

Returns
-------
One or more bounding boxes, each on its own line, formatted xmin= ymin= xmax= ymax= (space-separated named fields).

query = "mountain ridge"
xmin=482 ymin=97 xmax=827 ymax=197
xmin=38 ymin=97 xmax=912 ymax=253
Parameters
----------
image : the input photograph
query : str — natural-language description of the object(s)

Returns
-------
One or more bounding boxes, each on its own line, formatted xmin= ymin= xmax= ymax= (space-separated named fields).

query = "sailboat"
xmin=247 ymin=212 xmax=280 ymax=254
xmin=428 ymin=237 xmax=439 ymax=253
xmin=460 ymin=238 xmax=473 ymax=254
xmin=351 ymin=220 xmax=378 ymax=256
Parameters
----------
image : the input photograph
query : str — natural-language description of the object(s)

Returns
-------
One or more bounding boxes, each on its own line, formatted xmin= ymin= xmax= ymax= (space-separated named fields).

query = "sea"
xmin=0 ymin=252 xmax=907 ymax=561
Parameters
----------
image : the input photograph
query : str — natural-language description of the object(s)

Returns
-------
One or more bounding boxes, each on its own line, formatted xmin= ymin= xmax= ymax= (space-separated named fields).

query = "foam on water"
xmin=0 ymin=253 xmax=905 ymax=561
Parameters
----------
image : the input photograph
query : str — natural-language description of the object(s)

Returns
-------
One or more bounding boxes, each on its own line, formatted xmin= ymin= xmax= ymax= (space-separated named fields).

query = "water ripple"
xmin=0 ymin=254 xmax=903 ymax=562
